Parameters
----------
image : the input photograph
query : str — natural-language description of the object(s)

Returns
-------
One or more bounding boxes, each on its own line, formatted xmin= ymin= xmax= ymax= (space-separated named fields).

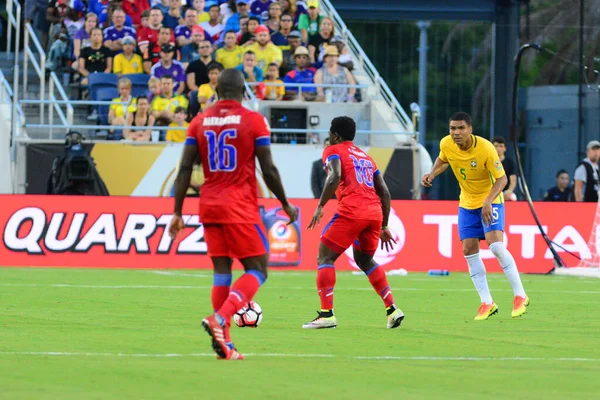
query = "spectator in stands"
xmin=225 ymin=0 xmax=250 ymax=33
xmin=64 ymin=7 xmax=84 ymax=40
xmin=122 ymin=0 xmax=150 ymax=28
xmin=298 ymin=0 xmax=322 ymax=44
xmin=108 ymin=77 xmax=138 ymax=139
xmin=186 ymin=49 xmax=209 ymax=93
xmin=197 ymin=40 xmax=215 ymax=65
xmin=113 ymin=36 xmax=144 ymax=75
xmin=143 ymin=26 xmax=176 ymax=70
xmin=265 ymin=63 xmax=284 ymax=100
xmin=103 ymin=8 xmax=137 ymax=55
xmin=246 ymin=25 xmax=283 ymax=74
xmin=102 ymin=0 xmax=134 ymax=28
xmin=237 ymin=15 xmax=250 ymax=42
xmin=265 ymin=2 xmax=282 ymax=32
xmin=283 ymin=46 xmax=315 ymax=100
xmin=147 ymin=76 xmax=161 ymax=102
xmin=331 ymin=35 xmax=353 ymax=71
xmin=314 ymin=46 xmax=356 ymax=103
xmin=46 ymin=0 xmax=70 ymax=45
xmin=236 ymin=50 xmax=264 ymax=82
xmin=163 ymin=0 xmax=184 ymax=30
xmin=492 ymin=136 xmax=518 ymax=201
xmin=220 ymin=0 xmax=237 ymax=26
xmin=544 ymin=170 xmax=572 ymax=202
xmin=79 ymin=27 xmax=113 ymax=86
xmin=281 ymin=0 xmax=307 ymax=25
xmin=250 ymin=0 xmax=272 ymax=20
xmin=198 ymin=62 xmax=223 ymax=110
xmin=181 ymin=27 xmax=207 ymax=66
xmin=151 ymin=75 xmax=189 ymax=125
xmin=271 ymin=14 xmax=295 ymax=50
xmin=216 ymin=30 xmax=244 ymax=69
xmin=201 ymin=5 xmax=225 ymax=44
xmin=73 ymin=12 xmax=99 ymax=72
xmin=137 ymin=8 xmax=175 ymax=56
xmin=574 ymin=140 xmax=600 ymax=202
xmin=151 ymin=44 xmax=187 ymax=95
xmin=25 ymin=0 xmax=51 ymax=50
xmin=311 ymin=137 xmax=330 ymax=198
xmin=176 ymin=8 xmax=200 ymax=47
xmin=240 ymin=16 xmax=261 ymax=45
xmin=308 ymin=16 xmax=334 ymax=64
xmin=280 ymin=30 xmax=302 ymax=74
xmin=125 ymin=96 xmax=154 ymax=141
xmin=140 ymin=10 xmax=151 ymax=28
xmin=88 ymin=0 xmax=111 ymax=29
xmin=166 ymin=107 xmax=190 ymax=142
xmin=193 ymin=0 xmax=210 ymax=24
xmin=155 ymin=0 xmax=170 ymax=16
xmin=47 ymin=31 xmax=70 ymax=75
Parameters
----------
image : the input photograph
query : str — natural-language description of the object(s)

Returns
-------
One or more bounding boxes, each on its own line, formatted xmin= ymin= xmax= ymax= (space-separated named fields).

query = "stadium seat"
xmin=131 ymin=85 xmax=148 ymax=98
xmin=95 ymin=87 xmax=119 ymax=126
xmin=121 ymin=74 xmax=150 ymax=86
xmin=88 ymin=73 xmax=118 ymax=101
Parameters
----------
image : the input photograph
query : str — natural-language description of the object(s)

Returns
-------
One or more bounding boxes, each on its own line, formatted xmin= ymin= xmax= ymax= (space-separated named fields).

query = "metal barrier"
xmin=243 ymin=81 xmax=259 ymax=110
xmin=320 ymin=0 xmax=414 ymax=130
xmin=246 ymin=82 xmax=370 ymax=101
xmin=23 ymin=23 xmax=46 ymax=123
xmin=6 ymin=0 xmax=21 ymax=57
xmin=48 ymin=72 xmax=74 ymax=139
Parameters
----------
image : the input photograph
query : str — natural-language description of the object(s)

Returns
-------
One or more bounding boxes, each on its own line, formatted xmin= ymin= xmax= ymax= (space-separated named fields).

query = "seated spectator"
xmin=314 ymin=46 xmax=356 ymax=103
xmin=197 ymin=40 xmax=215 ymax=65
xmin=79 ymin=27 xmax=113 ymax=86
xmin=264 ymin=63 xmax=284 ymax=100
xmin=175 ymin=9 xmax=199 ymax=48
xmin=73 ymin=12 xmax=99 ymax=72
xmin=281 ymin=0 xmax=308 ymax=25
xmin=108 ymin=77 xmax=138 ymax=139
xmin=151 ymin=44 xmax=187 ymax=95
xmin=166 ymin=107 xmax=190 ymax=142
xmin=250 ymin=0 xmax=272 ymax=20
xmin=193 ymin=0 xmax=210 ymax=24
xmin=236 ymin=50 xmax=264 ymax=83
xmin=186 ymin=54 xmax=209 ymax=94
xmin=147 ymin=76 xmax=161 ymax=102
xmin=88 ymin=0 xmax=111 ymax=28
xmin=125 ymin=95 xmax=155 ymax=141
xmin=220 ymin=0 xmax=236 ymax=26
xmin=544 ymin=170 xmax=573 ymax=202
xmin=46 ymin=0 xmax=69 ymax=45
xmin=200 ymin=5 xmax=225 ymax=43
xmin=122 ymin=0 xmax=150 ymax=27
xmin=240 ymin=16 xmax=261 ymax=46
xmin=137 ymin=8 xmax=175 ymax=57
xmin=47 ymin=32 xmax=70 ymax=74
xmin=283 ymin=46 xmax=316 ymax=100
xmin=280 ymin=30 xmax=302 ymax=74
xmin=271 ymin=14 xmax=295 ymax=51
xmin=265 ymin=1 xmax=282 ymax=32
xmin=64 ymin=7 xmax=84 ymax=40
xmin=181 ymin=27 xmax=207 ymax=66
xmin=216 ymin=30 xmax=244 ymax=69
xmin=164 ymin=0 xmax=183 ymax=30
xmin=308 ymin=16 xmax=334 ymax=64
xmin=139 ymin=9 xmax=151 ymax=28
xmin=298 ymin=0 xmax=323 ymax=44
xmin=151 ymin=75 xmax=190 ymax=124
xmin=103 ymin=8 xmax=137 ymax=55
xmin=331 ymin=35 xmax=353 ymax=71
xmin=245 ymin=25 xmax=283 ymax=74
xmin=101 ymin=0 xmax=134 ymax=27
xmin=225 ymin=0 xmax=250 ymax=32
xmin=113 ymin=36 xmax=144 ymax=75
xmin=198 ymin=62 xmax=223 ymax=110
xmin=143 ymin=26 xmax=177 ymax=71
xmin=236 ymin=15 xmax=250 ymax=43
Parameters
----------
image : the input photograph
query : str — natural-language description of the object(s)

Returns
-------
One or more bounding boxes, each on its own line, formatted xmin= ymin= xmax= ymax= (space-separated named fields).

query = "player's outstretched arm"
xmin=308 ymin=158 xmax=341 ymax=229
xmin=169 ymin=144 xmax=199 ymax=239
xmin=256 ymin=145 xmax=297 ymax=224
xmin=374 ymin=173 xmax=396 ymax=251
xmin=422 ymin=157 xmax=449 ymax=187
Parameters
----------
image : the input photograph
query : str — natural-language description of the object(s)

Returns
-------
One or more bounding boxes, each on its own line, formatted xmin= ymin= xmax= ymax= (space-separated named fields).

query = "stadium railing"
xmin=5 ymin=0 xmax=21 ymax=57
xmin=23 ymin=23 xmax=46 ymax=124
xmin=48 ymin=72 xmax=74 ymax=139
xmin=245 ymin=82 xmax=371 ymax=101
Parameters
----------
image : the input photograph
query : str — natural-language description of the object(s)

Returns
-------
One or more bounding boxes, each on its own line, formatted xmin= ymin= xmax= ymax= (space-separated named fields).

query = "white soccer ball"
xmin=233 ymin=301 xmax=263 ymax=328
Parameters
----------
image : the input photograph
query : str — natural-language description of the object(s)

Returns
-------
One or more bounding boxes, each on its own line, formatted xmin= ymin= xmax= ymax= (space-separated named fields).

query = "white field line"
xmin=0 ymin=283 xmax=599 ymax=294
xmin=151 ymin=271 xmax=210 ymax=278
xmin=0 ymin=351 xmax=597 ymax=362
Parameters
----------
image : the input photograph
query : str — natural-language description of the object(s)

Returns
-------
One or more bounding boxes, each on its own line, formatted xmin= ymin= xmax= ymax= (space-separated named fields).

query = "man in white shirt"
xmin=574 ymin=140 xmax=600 ymax=202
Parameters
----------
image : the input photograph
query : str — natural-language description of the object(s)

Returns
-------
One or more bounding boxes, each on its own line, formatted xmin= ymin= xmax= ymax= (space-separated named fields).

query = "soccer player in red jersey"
xmin=303 ymin=116 xmax=404 ymax=329
xmin=168 ymin=69 xmax=297 ymax=360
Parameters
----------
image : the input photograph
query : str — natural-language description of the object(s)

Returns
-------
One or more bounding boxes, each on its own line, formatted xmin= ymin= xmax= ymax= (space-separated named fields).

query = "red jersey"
xmin=136 ymin=26 xmax=175 ymax=47
xmin=185 ymin=100 xmax=271 ymax=224
xmin=322 ymin=141 xmax=383 ymax=221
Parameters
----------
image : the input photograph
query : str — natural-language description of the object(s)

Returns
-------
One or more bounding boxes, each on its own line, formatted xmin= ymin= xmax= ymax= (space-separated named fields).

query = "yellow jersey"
xmin=166 ymin=121 xmax=190 ymax=142
xmin=197 ymin=12 xmax=210 ymax=24
xmin=438 ymin=134 xmax=505 ymax=209
xmin=264 ymin=79 xmax=284 ymax=100
xmin=198 ymin=83 xmax=216 ymax=109
xmin=109 ymin=97 xmax=137 ymax=118
xmin=150 ymin=95 xmax=189 ymax=114
xmin=245 ymin=43 xmax=283 ymax=74
xmin=216 ymin=46 xmax=244 ymax=69
xmin=112 ymin=53 xmax=144 ymax=75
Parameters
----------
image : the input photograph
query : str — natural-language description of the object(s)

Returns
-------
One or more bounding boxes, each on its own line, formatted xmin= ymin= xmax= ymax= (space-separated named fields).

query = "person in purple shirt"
xmin=283 ymin=46 xmax=316 ymax=100
xmin=151 ymin=44 xmax=187 ymax=95
xmin=250 ymin=0 xmax=272 ymax=20
xmin=103 ymin=8 xmax=136 ymax=55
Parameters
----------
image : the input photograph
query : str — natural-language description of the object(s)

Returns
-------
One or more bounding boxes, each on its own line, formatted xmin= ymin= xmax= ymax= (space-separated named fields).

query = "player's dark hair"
xmin=209 ymin=4 xmax=220 ymax=11
xmin=330 ymin=116 xmax=356 ymax=141
xmin=268 ymin=62 xmax=279 ymax=69
xmin=248 ymin=16 xmax=261 ymax=25
xmin=217 ymin=68 xmax=245 ymax=101
xmin=137 ymin=95 xmax=148 ymax=102
xmin=159 ymin=26 xmax=172 ymax=33
xmin=449 ymin=112 xmax=472 ymax=126
xmin=492 ymin=136 xmax=506 ymax=145
xmin=161 ymin=74 xmax=174 ymax=82
xmin=556 ymin=169 xmax=568 ymax=178
xmin=150 ymin=6 xmax=164 ymax=14
xmin=245 ymin=50 xmax=255 ymax=57
xmin=207 ymin=61 xmax=224 ymax=73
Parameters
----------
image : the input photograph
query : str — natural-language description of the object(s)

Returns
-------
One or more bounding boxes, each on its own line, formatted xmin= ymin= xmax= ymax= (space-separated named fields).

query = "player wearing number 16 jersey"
xmin=168 ymin=69 xmax=297 ymax=360
xmin=304 ymin=116 xmax=405 ymax=330
xmin=422 ymin=112 xmax=529 ymax=321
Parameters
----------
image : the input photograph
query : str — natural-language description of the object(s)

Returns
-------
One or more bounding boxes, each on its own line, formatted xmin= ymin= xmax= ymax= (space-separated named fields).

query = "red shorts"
xmin=203 ymin=223 xmax=268 ymax=259
xmin=320 ymin=213 xmax=381 ymax=256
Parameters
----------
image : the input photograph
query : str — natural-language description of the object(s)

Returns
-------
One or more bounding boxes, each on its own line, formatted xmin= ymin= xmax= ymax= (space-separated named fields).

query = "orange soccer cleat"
xmin=511 ymin=296 xmax=530 ymax=318
xmin=474 ymin=302 xmax=499 ymax=321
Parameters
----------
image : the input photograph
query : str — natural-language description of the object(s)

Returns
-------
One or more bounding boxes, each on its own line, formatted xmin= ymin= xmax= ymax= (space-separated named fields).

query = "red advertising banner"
xmin=0 ymin=195 xmax=596 ymax=273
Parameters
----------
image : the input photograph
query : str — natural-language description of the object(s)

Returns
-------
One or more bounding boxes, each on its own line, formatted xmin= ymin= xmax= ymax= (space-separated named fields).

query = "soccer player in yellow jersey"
xmin=422 ymin=112 xmax=529 ymax=320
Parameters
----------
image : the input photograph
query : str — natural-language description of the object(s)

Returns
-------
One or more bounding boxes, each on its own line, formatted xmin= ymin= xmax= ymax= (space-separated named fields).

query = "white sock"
xmin=489 ymin=242 xmax=527 ymax=297
xmin=465 ymin=253 xmax=493 ymax=304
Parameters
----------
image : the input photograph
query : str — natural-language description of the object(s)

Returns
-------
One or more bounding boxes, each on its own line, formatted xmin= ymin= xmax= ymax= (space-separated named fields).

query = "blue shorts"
xmin=458 ymin=204 xmax=505 ymax=241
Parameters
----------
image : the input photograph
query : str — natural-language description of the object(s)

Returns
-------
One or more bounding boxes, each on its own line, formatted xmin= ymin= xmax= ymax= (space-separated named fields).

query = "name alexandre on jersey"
xmin=203 ymin=115 xmax=241 ymax=126
xmin=348 ymin=147 xmax=367 ymax=158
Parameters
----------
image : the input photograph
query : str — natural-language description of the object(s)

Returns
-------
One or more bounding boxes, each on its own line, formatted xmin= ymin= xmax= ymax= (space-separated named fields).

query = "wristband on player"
xmin=381 ymin=226 xmax=389 ymax=230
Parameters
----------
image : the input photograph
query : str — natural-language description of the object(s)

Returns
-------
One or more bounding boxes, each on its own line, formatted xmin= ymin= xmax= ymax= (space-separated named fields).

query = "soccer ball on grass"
xmin=233 ymin=301 xmax=263 ymax=328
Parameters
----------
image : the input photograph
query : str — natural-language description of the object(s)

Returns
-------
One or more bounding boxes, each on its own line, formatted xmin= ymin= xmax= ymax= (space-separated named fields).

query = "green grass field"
xmin=1 ymin=268 xmax=599 ymax=399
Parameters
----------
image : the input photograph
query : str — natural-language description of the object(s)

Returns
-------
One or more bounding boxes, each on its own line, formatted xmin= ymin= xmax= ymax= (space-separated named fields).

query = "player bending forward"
xmin=303 ymin=116 xmax=404 ymax=329
xmin=169 ymin=69 xmax=297 ymax=360
xmin=422 ymin=112 xmax=529 ymax=320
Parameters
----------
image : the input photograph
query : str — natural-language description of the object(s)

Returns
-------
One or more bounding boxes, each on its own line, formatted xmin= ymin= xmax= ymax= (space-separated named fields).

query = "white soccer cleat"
xmin=387 ymin=308 xmax=405 ymax=329
xmin=302 ymin=311 xmax=337 ymax=329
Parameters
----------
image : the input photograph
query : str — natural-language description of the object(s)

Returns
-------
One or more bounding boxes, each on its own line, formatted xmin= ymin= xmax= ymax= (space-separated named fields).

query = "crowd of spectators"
xmin=25 ymin=0 xmax=360 ymax=141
